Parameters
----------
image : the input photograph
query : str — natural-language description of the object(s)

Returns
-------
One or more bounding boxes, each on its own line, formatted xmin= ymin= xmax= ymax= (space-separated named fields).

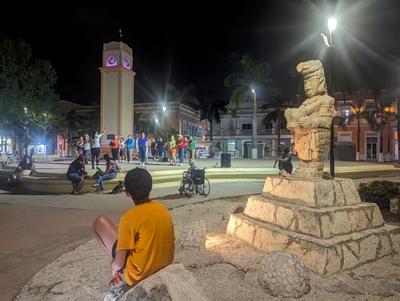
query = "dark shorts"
xmin=112 ymin=240 xmax=117 ymax=259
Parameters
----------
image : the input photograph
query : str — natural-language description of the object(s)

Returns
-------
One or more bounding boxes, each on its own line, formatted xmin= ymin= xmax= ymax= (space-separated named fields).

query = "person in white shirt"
xmin=91 ymin=127 xmax=108 ymax=169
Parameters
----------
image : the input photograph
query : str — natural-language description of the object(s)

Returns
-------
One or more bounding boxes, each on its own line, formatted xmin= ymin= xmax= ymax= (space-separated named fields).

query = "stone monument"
xmin=227 ymin=60 xmax=400 ymax=275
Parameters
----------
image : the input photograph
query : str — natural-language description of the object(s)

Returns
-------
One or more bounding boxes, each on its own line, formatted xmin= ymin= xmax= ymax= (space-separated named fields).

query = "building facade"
xmin=211 ymin=100 xmax=292 ymax=158
xmin=211 ymin=91 xmax=399 ymax=161
xmin=134 ymin=101 xmax=208 ymax=139
xmin=334 ymin=91 xmax=399 ymax=162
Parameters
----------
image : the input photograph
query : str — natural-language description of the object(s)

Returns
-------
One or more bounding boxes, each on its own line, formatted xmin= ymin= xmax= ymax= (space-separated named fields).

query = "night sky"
xmin=2 ymin=0 xmax=400 ymax=105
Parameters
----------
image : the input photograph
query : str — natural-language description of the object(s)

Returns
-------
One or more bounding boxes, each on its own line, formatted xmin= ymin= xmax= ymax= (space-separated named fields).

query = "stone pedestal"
xmin=227 ymin=177 xmax=400 ymax=275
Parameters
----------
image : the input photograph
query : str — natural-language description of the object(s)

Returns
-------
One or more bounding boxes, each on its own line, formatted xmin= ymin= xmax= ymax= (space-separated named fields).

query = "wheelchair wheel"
xmin=178 ymin=180 xmax=185 ymax=196
xmin=182 ymin=178 xmax=195 ymax=198
xmin=202 ymin=178 xmax=210 ymax=197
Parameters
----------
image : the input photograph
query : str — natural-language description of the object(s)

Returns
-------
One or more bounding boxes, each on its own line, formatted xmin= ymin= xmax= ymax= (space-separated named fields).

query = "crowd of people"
xmin=66 ymin=130 xmax=199 ymax=195
xmin=74 ymin=129 xmax=198 ymax=168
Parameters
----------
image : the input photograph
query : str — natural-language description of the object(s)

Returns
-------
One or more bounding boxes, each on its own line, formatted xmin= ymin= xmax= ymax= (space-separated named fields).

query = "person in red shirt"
xmin=177 ymin=135 xmax=186 ymax=166
xmin=110 ymin=135 xmax=120 ymax=162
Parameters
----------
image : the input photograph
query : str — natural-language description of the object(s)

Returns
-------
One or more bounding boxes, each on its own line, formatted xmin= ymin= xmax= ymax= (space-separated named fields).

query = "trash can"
xmin=221 ymin=153 xmax=231 ymax=168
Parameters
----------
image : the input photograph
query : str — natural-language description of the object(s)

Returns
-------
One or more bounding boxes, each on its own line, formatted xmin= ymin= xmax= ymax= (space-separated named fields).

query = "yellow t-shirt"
xmin=116 ymin=201 xmax=175 ymax=286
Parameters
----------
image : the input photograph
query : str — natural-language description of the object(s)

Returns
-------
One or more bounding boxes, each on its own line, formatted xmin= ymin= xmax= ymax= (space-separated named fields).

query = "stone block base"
xmin=227 ymin=213 xmax=400 ymax=275
xmin=244 ymin=195 xmax=384 ymax=239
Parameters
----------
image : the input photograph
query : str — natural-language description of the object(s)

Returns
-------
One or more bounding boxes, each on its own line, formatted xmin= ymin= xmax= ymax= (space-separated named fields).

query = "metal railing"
xmin=211 ymin=128 xmax=291 ymax=136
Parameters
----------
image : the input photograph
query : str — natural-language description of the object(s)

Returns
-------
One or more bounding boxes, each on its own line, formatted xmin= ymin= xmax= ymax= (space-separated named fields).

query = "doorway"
xmin=366 ymin=137 xmax=377 ymax=160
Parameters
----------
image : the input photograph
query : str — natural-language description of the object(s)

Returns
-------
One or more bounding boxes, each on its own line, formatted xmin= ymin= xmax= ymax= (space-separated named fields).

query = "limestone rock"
xmin=359 ymin=235 xmax=379 ymax=262
xmin=371 ymin=204 xmax=384 ymax=227
xmin=258 ymin=251 xmax=311 ymax=298
xmin=330 ymin=211 xmax=351 ymax=235
xmin=123 ymin=263 xmax=208 ymax=301
xmin=176 ymin=220 xmax=207 ymax=250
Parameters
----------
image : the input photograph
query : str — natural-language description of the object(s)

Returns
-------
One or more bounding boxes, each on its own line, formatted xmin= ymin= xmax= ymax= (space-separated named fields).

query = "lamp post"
xmin=161 ymin=104 xmax=166 ymax=137
xmin=327 ymin=17 xmax=337 ymax=177
xmin=251 ymin=88 xmax=258 ymax=159
xmin=154 ymin=117 xmax=159 ymax=136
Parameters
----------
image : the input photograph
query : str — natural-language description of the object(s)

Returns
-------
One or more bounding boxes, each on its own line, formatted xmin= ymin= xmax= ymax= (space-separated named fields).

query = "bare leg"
xmin=93 ymin=215 xmax=118 ymax=258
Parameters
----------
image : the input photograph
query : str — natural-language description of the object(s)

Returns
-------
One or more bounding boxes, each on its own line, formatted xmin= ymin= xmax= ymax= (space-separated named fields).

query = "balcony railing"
xmin=211 ymin=128 xmax=292 ymax=136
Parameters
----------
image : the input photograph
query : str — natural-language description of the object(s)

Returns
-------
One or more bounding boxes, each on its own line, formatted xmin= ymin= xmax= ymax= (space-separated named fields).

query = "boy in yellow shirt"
xmin=93 ymin=168 xmax=175 ymax=301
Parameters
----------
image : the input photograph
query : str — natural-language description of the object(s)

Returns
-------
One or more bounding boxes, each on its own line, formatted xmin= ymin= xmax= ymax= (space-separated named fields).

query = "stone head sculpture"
xmin=296 ymin=60 xmax=327 ymax=98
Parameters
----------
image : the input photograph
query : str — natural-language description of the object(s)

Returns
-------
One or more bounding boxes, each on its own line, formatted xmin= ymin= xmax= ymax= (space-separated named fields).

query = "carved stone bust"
xmin=285 ymin=60 xmax=335 ymax=178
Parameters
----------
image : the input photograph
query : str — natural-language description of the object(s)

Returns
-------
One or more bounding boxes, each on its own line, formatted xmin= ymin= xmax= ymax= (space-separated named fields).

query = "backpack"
xmin=111 ymin=181 xmax=124 ymax=194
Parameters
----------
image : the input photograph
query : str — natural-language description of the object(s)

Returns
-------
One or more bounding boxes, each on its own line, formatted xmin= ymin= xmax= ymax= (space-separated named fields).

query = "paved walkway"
xmin=0 ymin=159 xmax=399 ymax=300
xmin=0 ymin=180 xmax=263 ymax=301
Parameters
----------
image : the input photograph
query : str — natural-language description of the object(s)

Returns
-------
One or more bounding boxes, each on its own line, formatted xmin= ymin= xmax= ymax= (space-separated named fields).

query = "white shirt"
xmin=91 ymin=133 xmax=104 ymax=148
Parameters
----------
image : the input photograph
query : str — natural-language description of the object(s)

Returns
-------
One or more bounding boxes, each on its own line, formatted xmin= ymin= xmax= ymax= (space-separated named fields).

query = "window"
xmin=339 ymin=105 xmax=352 ymax=117
xmin=242 ymin=123 xmax=252 ymax=130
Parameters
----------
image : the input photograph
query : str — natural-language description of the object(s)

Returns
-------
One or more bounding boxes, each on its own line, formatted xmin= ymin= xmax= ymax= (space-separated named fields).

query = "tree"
xmin=166 ymin=84 xmax=199 ymax=134
xmin=0 ymin=35 xmax=61 ymax=151
xmin=363 ymin=91 xmax=396 ymax=162
xmin=262 ymin=94 xmax=292 ymax=156
xmin=343 ymin=91 xmax=366 ymax=160
xmin=224 ymin=53 xmax=274 ymax=111
xmin=224 ymin=53 xmax=274 ymax=156
xmin=200 ymin=94 xmax=227 ymax=141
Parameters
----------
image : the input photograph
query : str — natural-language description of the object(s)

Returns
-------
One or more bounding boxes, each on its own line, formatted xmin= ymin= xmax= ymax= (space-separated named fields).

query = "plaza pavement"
xmin=0 ymin=158 xmax=399 ymax=300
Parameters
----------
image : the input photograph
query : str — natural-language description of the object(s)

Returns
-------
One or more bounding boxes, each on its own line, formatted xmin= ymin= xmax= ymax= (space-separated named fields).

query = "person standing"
xmin=157 ymin=137 xmax=165 ymax=161
xmin=91 ymin=127 xmax=107 ymax=170
xmin=138 ymin=132 xmax=147 ymax=167
xmin=77 ymin=136 xmax=85 ymax=156
xmin=83 ymin=134 xmax=91 ymax=164
xmin=110 ymin=135 xmax=120 ymax=162
xmin=150 ymin=138 xmax=157 ymax=161
xmin=125 ymin=135 xmax=134 ymax=163
xmin=177 ymin=135 xmax=185 ymax=166
xmin=169 ymin=135 xmax=177 ymax=166
xmin=119 ymin=136 xmax=126 ymax=162
xmin=189 ymin=136 xmax=197 ymax=160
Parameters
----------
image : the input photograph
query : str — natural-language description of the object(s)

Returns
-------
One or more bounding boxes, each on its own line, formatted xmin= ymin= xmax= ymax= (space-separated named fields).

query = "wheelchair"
xmin=179 ymin=168 xmax=210 ymax=197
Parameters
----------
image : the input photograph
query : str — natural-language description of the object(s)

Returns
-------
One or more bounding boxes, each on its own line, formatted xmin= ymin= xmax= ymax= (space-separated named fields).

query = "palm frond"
xmin=229 ymin=87 xmax=250 ymax=111
xmin=166 ymin=84 xmax=180 ymax=101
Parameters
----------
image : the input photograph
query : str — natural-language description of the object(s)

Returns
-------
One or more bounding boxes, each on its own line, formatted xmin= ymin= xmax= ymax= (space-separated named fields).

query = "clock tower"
xmin=100 ymin=41 xmax=135 ymax=138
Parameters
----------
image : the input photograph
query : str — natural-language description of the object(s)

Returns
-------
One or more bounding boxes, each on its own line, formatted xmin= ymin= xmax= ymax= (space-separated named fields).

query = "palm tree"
xmin=262 ymin=94 xmax=291 ymax=156
xmin=200 ymin=96 xmax=227 ymax=141
xmin=166 ymin=84 xmax=199 ymax=134
xmin=224 ymin=53 xmax=274 ymax=157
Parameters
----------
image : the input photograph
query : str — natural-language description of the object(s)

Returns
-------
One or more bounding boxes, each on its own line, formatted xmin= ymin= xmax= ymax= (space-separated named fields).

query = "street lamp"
xmin=161 ymin=103 xmax=167 ymax=137
xmin=251 ymin=88 xmax=257 ymax=160
xmin=327 ymin=16 xmax=337 ymax=177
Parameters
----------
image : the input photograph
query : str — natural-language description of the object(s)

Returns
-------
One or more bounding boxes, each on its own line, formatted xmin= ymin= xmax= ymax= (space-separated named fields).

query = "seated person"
xmin=92 ymin=154 xmax=119 ymax=192
xmin=93 ymin=168 xmax=175 ymax=300
xmin=67 ymin=154 xmax=87 ymax=195
xmin=274 ymin=147 xmax=293 ymax=176
xmin=15 ymin=155 xmax=35 ymax=176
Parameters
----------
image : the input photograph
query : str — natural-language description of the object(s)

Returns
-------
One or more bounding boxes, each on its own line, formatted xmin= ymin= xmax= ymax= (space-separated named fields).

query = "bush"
xmin=358 ymin=180 xmax=400 ymax=209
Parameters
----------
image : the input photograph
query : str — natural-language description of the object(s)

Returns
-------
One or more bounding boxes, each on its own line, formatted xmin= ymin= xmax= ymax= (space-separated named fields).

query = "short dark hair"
xmin=103 ymin=154 xmax=110 ymax=161
xmin=124 ymin=168 xmax=152 ymax=204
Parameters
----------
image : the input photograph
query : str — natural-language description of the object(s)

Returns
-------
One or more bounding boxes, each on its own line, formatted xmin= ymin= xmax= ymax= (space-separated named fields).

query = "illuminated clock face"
xmin=123 ymin=57 xmax=131 ymax=69
xmin=106 ymin=54 xmax=118 ymax=67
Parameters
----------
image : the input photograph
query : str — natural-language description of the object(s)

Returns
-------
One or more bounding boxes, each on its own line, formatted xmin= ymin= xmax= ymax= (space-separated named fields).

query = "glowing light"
xmin=155 ymin=118 xmax=159 ymax=124
xmin=162 ymin=105 xmax=167 ymax=112
xmin=251 ymin=89 xmax=255 ymax=94
xmin=327 ymin=17 xmax=337 ymax=34
xmin=106 ymin=54 xmax=118 ymax=67
xmin=24 ymin=107 xmax=27 ymax=114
